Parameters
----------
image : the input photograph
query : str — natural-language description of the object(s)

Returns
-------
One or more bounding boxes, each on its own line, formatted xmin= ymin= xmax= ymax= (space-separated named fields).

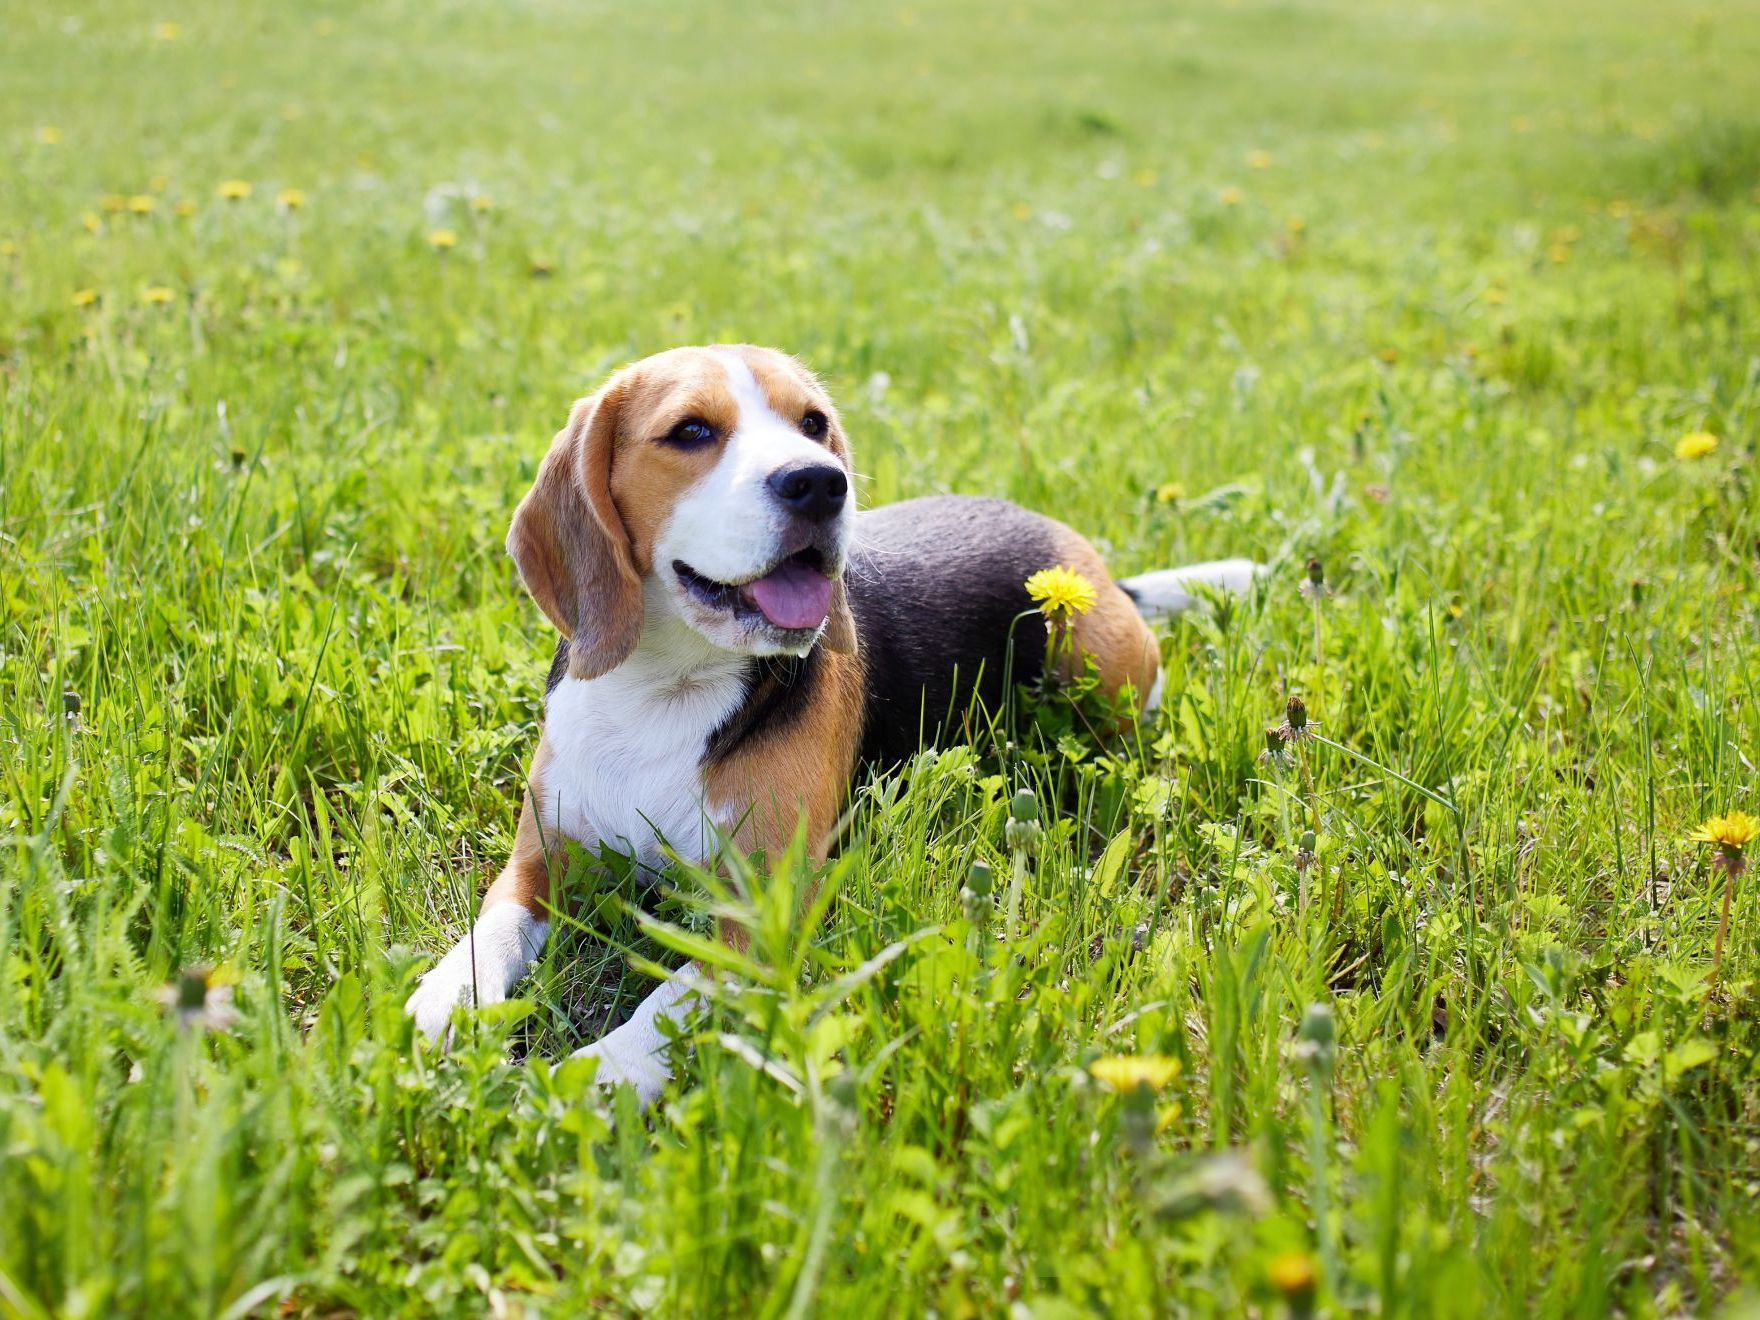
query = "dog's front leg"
xmin=406 ymin=798 xmax=553 ymax=1040
xmin=572 ymin=964 xmax=707 ymax=1103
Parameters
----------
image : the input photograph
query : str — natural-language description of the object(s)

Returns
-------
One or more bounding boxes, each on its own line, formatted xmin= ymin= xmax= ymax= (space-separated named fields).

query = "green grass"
xmin=4 ymin=0 xmax=1760 ymax=1313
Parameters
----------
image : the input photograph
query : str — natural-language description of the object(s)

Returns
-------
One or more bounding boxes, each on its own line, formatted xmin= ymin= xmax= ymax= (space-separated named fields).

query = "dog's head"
xmin=507 ymin=345 xmax=857 ymax=678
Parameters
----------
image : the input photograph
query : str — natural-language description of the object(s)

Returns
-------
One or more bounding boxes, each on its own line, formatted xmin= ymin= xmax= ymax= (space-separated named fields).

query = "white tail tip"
xmin=1120 ymin=558 xmax=1263 ymax=618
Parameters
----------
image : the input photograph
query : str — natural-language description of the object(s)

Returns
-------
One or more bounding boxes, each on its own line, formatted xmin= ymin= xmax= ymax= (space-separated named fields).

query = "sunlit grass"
xmin=2 ymin=0 xmax=1759 ymax=1313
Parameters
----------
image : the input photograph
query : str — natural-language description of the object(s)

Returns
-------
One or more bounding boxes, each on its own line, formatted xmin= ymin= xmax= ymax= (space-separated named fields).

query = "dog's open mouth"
xmin=674 ymin=548 xmax=833 ymax=631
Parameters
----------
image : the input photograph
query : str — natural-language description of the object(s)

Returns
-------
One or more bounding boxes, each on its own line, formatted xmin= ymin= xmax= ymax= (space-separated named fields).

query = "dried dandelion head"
xmin=156 ymin=965 xmax=239 ymax=1033
xmin=1277 ymin=696 xmax=1319 ymax=744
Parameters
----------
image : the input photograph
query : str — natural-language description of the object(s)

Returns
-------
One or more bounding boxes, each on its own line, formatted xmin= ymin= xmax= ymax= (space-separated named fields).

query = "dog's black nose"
xmin=767 ymin=463 xmax=847 ymax=523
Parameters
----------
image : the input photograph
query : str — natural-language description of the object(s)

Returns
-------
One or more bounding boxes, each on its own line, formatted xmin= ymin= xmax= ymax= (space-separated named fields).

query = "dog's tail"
xmin=1118 ymin=558 xmax=1263 ymax=619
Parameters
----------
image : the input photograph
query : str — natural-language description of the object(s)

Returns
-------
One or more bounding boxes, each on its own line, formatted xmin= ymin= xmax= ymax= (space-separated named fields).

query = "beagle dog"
xmin=405 ymin=345 xmax=1256 ymax=1099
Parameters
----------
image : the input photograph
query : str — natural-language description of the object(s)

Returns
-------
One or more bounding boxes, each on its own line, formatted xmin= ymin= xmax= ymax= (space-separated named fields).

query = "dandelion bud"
xmin=1306 ymin=557 xmax=1324 ymax=586
xmin=62 ymin=690 xmax=81 ymax=717
xmin=825 ymin=1068 xmax=860 ymax=1113
xmin=1293 ymin=1001 xmax=1336 ymax=1083
xmin=1297 ymin=1001 xmax=1334 ymax=1048
xmin=1294 ymin=828 xmax=1317 ymax=873
xmin=965 ymin=858 xmax=994 ymax=898
xmin=1006 ymin=791 xmax=1043 ymax=852
xmin=1285 ymin=697 xmax=1309 ymax=732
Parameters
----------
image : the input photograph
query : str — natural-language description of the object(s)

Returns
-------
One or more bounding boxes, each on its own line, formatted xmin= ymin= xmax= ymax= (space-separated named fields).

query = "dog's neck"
xmin=621 ymin=586 xmax=751 ymax=701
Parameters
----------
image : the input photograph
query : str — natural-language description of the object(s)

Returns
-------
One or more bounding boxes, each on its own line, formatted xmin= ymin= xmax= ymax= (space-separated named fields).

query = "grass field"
xmin=4 ymin=0 xmax=1760 ymax=1313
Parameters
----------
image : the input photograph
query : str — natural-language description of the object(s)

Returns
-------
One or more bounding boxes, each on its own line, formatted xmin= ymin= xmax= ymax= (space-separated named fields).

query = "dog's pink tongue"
xmin=745 ymin=560 xmax=833 ymax=630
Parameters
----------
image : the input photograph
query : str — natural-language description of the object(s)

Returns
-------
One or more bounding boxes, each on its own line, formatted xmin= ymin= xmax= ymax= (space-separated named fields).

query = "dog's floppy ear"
xmin=506 ymin=385 xmax=643 ymax=680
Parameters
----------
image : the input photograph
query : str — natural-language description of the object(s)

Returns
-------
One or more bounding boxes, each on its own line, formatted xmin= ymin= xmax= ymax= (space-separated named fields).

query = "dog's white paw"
xmin=574 ymin=1028 xmax=674 ymax=1104
xmin=405 ymin=904 xmax=548 ymax=1042
xmin=571 ymin=966 xmax=706 ymax=1105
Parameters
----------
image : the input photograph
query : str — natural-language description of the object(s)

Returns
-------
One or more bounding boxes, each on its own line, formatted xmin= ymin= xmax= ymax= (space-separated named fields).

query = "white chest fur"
xmin=539 ymin=607 xmax=748 ymax=869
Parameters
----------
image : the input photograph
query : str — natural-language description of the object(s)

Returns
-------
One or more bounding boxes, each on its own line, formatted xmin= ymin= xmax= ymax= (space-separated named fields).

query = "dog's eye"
xmin=663 ymin=418 xmax=716 ymax=447
xmin=799 ymin=410 xmax=828 ymax=440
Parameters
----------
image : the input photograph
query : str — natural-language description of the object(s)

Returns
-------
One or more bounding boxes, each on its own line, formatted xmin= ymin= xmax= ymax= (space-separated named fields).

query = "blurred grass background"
xmin=3 ymin=0 xmax=1760 ymax=1315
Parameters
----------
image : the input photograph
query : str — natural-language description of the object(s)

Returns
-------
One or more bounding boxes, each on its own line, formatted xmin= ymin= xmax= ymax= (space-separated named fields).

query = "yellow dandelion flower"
xmin=314 ymin=17 xmax=336 ymax=36
xmin=1026 ymin=565 xmax=1098 ymax=620
xmin=277 ymin=187 xmax=306 ymax=210
xmin=1286 ymin=215 xmax=1307 ymax=234
xmin=1132 ymin=168 xmax=1157 ymax=187
xmin=1246 ymin=149 xmax=1272 ymax=169
xmin=428 ymin=227 xmax=458 ymax=250
xmin=72 ymin=288 xmax=100 ymax=308
xmin=1674 ymin=432 xmax=1718 ymax=461
xmin=1696 ymin=811 xmax=1758 ymax=981
xmin=1556 ymin=223 xmax=1581 ymax=243
xmin=1011 ymin=202 xmax=1033 ymax=220
xmin=1511 ymin=115 xmax=1532 ymax=133
xmin=1691 ymin=811 xmax=1759 ymax=852
xmin=1267 ymin=1251 xmax=1317 ymax=1299
xmin=1547 ymin=243 xmax=1571 ymax=264
xmin=101 ymin=194 xmax=128 ymax=213
xmin=1088 ymin=1054 xmax=1181 ymax=1093
xmin=127 ymin=194 xmax=155 ymax=215
xmin=217 ymin=179 xmax=252 ymax=201
xmin=1155 ymin=481 xmax=1185 ymax=505
xmin=1608 ymin=198 xmax=1632 ymax=219
xmin=1218 ymin=186 xmax=1244 ymax=206
xmin=153 ymin=21 xmax=180 ymax=41
xmin=81 ymin=212 xmax=102 ymax=234
xmin=470 ymin=193 xmax=493 ymax=213
xmin=1694 ymin=810 xmax=1757 ymax=902
xmin=0 ymin=239 xmax=17 ymax=257
xmin=1484 ymin=286 xmax=1506 ymax=306
xmin=140 ymin=285 xmax=174 ymax=304
xmin=1377 ymin=347 xmax=1400 ymax=364
xmin=174 ymin=199 xmax=197 ymax=217
xmin=38 ymin=126 xmax=62 ymax=146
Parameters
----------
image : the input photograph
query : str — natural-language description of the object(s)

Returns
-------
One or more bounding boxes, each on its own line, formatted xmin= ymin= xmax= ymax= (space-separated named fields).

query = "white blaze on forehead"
xmin=705 ymin=349 xmax=840 ymax=503
xmin=710 ymin=349 xmax=796 ymax=433
xmin=654 ymin=352 xmax=842 ymax=589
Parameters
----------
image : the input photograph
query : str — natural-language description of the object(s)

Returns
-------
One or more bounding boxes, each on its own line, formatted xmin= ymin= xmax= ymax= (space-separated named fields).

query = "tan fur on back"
xmin=1045 ymin=524 xmax=1160 ymax=706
